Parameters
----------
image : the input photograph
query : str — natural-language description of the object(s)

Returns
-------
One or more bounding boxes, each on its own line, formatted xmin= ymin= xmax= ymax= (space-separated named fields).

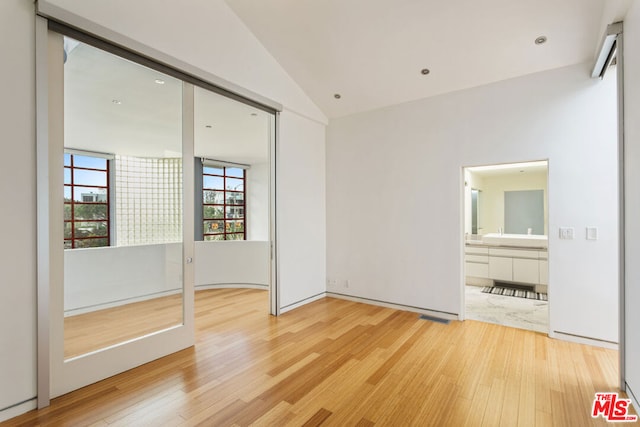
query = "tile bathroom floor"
xmin=464 ymin=285 xmax=548 ymax=333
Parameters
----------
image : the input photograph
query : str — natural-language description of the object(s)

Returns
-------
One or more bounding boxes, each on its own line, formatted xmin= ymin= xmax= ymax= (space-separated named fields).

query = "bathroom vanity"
xmin=465 ymin=234 xmax=548 ymax=292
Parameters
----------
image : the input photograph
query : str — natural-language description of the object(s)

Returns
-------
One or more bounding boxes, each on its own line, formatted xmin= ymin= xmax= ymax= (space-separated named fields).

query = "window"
xmin=64 ymin=153 xmax=110 ymax=249
xmin=203 ymin=166 xmax=245 ymax=240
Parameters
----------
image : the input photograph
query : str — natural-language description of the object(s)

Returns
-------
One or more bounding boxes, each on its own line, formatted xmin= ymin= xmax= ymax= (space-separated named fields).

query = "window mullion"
xmin=106 ymin=159 xmax=110 ymax=246
xmin=65 ymin=153 xmax=110 ymax=249
xmin=223 ymin=169 xmax=227 ymax=240
xmin=243 ymin=169 xmax=246 ymax=240
xmin=70 ymin=154 xmax=75 ymax=248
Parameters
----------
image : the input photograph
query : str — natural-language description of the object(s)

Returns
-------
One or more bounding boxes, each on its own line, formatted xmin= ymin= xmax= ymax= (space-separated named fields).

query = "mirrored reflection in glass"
xmin=63 ymin=37 xmax=184 ymax=359
xmin=193 ymin=85 xmax=273 ymax=307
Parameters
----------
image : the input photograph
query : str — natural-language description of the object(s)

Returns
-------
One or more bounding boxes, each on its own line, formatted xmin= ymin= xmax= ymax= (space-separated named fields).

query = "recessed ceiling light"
xmin=421 ymin=68 xmax=430 ymax=75
xmin=112 ymin=99 xmax=122 ymax=105
xmin=205 ymin=125 xmax=212 ymax=128
xmin=334 ymin=93 xmax=341 ymax=99
xmin=251 ymin=112 xmax=258 ymax=117
xmin=154 ymin=79 xmax=165 ymax=85
xmin=535 ymin=36 xmax=547 ymax=45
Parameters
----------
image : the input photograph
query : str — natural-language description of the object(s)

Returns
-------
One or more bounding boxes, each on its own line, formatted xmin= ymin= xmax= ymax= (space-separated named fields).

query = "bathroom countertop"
xmin=465 ymin=241 xmax=548 ymax=251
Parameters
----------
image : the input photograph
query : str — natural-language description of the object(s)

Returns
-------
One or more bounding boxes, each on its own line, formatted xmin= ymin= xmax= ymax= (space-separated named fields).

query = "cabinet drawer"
xmin=465 ymin=246 xmax=489 ymax=255
xmin=489 ymin=248 xmax=539 ymax=259
xmin=466 ymin=254 xmax=488 ymax=263
xmin=466 ymin=262 xmax=489 ymax=278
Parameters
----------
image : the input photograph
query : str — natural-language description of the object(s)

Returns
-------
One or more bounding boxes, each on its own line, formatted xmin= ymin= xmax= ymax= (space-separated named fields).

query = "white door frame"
xmin=459 ymin=160 xmax=551 ymax=336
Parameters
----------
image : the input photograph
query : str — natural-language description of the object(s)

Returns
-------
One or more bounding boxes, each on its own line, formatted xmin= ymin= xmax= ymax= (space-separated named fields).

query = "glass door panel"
xmin=63 ymin=37 xmax=184 ymax=359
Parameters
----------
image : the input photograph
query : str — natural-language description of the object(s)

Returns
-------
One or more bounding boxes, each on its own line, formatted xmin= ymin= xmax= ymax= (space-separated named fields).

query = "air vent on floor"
xmin=419 ymin=314 xmax=451 ymax=325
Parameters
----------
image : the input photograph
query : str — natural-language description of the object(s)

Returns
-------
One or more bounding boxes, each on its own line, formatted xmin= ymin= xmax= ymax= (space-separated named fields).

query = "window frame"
xmin=202 ymin=165 xmax=246 ymax=241
xmin=64 ymin=151 xmax=112 ymax=249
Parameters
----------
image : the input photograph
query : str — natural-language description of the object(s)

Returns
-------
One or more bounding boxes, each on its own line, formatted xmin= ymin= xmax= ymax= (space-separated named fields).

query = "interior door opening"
xmin=462 ymin=160 xmax=549 ymax=333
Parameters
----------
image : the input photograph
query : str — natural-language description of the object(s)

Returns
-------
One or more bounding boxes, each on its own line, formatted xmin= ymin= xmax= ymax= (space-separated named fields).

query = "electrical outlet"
xmin=327 ymin=279 xmax=337 ymax=287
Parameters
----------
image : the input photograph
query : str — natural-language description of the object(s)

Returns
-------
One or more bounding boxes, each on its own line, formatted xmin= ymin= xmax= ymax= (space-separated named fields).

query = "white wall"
xmin=327 ymin=63 xmax=618 ymax=343
xmin=278 ymin=110 xmax=327 ymax=310
xmin=624 ymin=0 xmax=640 ymax=405
xmin=0 ymin=0 xmax=37 ymax=417
xmin=195 ymin=241 xmax=269 ymax=288
xmin=247 ymin=162 xmax=270 ymax=241
xmin=64 ymin=244 xmax=182 ymax=314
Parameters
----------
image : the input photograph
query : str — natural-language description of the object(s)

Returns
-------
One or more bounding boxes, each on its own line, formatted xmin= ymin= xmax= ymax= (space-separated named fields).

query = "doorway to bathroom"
xmin=463 ymin=160 xmax=549 ymax=333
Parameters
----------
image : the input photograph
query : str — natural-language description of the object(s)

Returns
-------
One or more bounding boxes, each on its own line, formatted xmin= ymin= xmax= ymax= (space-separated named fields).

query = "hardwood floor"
xmin=4 ymin=288 xmax=630 ymax=426
xmin=64 ymin=294 xmax=183 ymax=359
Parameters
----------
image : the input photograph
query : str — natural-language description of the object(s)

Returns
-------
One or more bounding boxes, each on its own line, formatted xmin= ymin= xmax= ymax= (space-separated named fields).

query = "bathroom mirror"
xmin=504 ymin=190 xmax=544 ymax=235
xmin=471 ymin=189 xmax=480 ymax=234
xmin=63 ymin=38 xmax=184 ymax=359
xmin=465 ymin=161 xmax=548 ymax=236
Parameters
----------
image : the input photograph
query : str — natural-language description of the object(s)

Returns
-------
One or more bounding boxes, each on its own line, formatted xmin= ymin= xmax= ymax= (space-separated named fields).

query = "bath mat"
xmin=481 ymin=286 xmax=548 ymax=301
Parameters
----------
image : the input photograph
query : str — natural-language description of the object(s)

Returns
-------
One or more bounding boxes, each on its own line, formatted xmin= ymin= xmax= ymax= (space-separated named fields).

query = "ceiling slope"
xmin=226 ymin=0 xmax=609 ymax=118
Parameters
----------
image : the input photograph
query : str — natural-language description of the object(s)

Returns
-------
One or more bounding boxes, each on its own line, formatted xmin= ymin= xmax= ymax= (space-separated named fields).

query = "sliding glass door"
xmin=39 ymin=26 xmax=195 ymax=400
xmin=37 ymin=18 xmax=278 ymax=404
xmin=62 ymin=36 xmax=186 ymax=360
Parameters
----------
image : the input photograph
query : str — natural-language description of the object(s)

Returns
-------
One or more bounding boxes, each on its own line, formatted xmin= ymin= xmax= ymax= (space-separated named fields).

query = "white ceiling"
xmin=65 ymin=41 xmax=271 ymax=163
xmin=224 ymin=0 xmax=621 ymax=118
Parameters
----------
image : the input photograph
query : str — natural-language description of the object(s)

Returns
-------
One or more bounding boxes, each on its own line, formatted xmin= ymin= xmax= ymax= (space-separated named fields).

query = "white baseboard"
xmin=196 ymin=283 xmax=268 ymax=291
xmin=326 ymin=292 xmax=458 ymax=321
xmin=279 ymin=292 xmax=326 ymax=314
xmin=0 ymin=398 xmax=36 ymax=423
xmin=549 ymin=330 xmax=618 ymax=350
xmin=626 ymin=383 xmax=639 ymax=414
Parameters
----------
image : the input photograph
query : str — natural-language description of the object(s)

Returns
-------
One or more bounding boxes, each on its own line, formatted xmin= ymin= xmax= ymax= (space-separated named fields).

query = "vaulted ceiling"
xmin=225 ymin=0 xmax=631 ymax=118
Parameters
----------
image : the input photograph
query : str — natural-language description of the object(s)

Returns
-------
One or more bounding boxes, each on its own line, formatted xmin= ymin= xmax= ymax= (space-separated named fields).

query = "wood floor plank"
xmin=248 ymin=401 xmax=295 ymax=427
xmin=480 ymin=378 xmax=506 ymax=426
xmin=2 ymin=289 xmax=623 ymax=427
xmin=301 ymin=408 xmax=333 ymax=427
xmin=354 ymin=418 xmax=375 ymax=427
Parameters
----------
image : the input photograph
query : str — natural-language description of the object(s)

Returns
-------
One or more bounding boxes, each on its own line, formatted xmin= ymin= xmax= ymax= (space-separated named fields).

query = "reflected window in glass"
xmin=202 ymin=166 xmax=246 ymax=240
xmin=64 ymin=153 xmax=111 ymax=249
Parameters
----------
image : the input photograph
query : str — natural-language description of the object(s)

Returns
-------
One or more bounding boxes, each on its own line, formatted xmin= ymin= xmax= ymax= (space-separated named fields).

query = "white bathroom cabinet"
xmin=513 ymin=258 xmax=539 ymax=283
xmin=539 ymin=260 xmax=548 ymax=285
xmin=464 ymin=246 xmax=489 ymax=279
xmin=488 ymin=256 xmax=512 ymax=281
xmin=466 ymin=244 xmax=548 ymax=286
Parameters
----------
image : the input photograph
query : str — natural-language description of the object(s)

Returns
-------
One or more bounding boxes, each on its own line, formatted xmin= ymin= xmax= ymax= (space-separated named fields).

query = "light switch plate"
xmin=559 ymin=227 xmax=574 ymax=240
xmin=586 ymin=227 xmax=598 ymax=240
